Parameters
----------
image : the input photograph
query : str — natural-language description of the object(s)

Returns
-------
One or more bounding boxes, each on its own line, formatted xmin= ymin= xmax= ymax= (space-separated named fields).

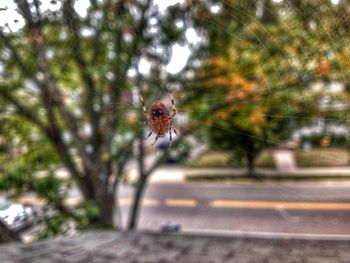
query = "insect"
xmin=139 ymin=89 xmax=178 ymax=148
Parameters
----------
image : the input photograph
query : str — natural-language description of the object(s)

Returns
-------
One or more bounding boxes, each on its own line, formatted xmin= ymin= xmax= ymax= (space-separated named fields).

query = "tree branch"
xmin=91 ymin=0 xmax=112 ymax=63
xmin=114 ymin=137 xmax=136 ymax=178
xmin=16 ymin=0 xmax=36 ymax=29
xmin=16 ymin=0 xmax=96 ymax=173
xmin=103 ymin=0 xmax=151 ymax=152
xmin=62 ymin=0 xmax=102 ymax=153
xmin=0 ymin=88 xmax=47 ymax=131
xmin=0 ymin=87 xmax=85 ymax=195
xmin=0 ymin=30 xmax=31 ymax=76
xmin=0 ymin=8 xmax=86 ymax=188
xmin=119 ymin=0 xmax=151 ymax=80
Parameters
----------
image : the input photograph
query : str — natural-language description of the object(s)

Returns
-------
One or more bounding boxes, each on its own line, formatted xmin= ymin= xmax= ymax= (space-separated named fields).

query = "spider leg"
xmin=168 ymin=129 xmax=172 ymax=149
xmin=169 ymin=119 xmax=178 ymax=135
xmin=145 ymin=131 xmax=153 ymax=140
xmin=139 ymin=89 xmax=150 ymax=121
xmin=170 ymin=91 xmax=176 ymax=118
xmin=172 ymin=126 xmax=178 ymax=135
xmin=151 ymin=135 xmax=159 ymax=146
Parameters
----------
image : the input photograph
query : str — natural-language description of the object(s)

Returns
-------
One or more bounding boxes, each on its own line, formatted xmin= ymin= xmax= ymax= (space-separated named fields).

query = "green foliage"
xmin=299 ymin=133 xmax=348 ymax=148
xmin=39 ymin=214 xmax=69 ymax=239
xmin=0 ymin=168 xmax=60 ymax=197
xmin=75 ymin=200 xmax=102 ymax=229
xmin=183 ymin=0 xmax=349 ymax=173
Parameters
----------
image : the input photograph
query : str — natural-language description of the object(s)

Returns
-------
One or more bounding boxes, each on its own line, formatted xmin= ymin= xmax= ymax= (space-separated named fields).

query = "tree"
xmin=182 ymin=0 xmax=350 ymax=175
xmin=0 ymin=0 xmax=193 ymax=229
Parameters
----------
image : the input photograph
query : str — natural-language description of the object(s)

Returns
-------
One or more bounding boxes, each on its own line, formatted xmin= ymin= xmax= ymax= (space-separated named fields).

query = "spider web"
xmin=0 ymin=0 xmax=350 ymax=234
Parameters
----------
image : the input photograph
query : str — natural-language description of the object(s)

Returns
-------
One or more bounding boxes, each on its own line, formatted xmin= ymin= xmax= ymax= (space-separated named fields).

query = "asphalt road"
xmin=118 ymin=181 xmax=350 ymax=235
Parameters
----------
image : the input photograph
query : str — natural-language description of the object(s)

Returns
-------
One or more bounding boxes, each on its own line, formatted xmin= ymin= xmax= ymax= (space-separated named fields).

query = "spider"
xmin=139 ymin=89 xmax=178 ymax=148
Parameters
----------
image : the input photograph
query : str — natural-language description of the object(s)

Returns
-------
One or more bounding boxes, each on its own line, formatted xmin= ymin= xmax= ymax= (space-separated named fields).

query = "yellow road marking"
xmin=18 ymin=197 xmax=82 ymax=206
xmin=64 ymin=198 xmax=81 ymax=206
xmin=17 ymin=197 xmax=160 ymax=207
xmin=118 ymin=198 xmax=160 ymax=206
xmin=211 ymin=200 xmax=350 ymax=210
xmin=142 ymin=199 xmax=160 ymax=206
xmin=17 ymin=196 xmax=350 ymax=211
xmin=165 ymin=199 xmax=198 ymax=207
xmin=17 ymin=197 xmax=48 ymax=206
xmin=119 ymin=198 xmax=132 ymax=206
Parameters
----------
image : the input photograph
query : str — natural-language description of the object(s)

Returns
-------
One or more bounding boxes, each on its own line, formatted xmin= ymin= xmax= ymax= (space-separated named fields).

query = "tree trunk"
xmin=79 ymin=181 xmax=95 ymax=201
xmin=128 ymin=130 xmax=146 ymax=231
xmin=95 ymin=186 xmax=116 ymax=227
xmin=98 ymin=196 xmax=115 ymax=227
xmin=247 ymin=152 xmax=255 ymax=177
xmin=79 ymin=170 xmax=95 ymax=200
xmin=128 ymin=174 xmax=147 ymax=230
xmin=0 ymin=220 xmax=20 ymax=244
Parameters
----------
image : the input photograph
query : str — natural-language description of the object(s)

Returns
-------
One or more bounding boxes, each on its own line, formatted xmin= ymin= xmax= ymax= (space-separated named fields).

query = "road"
xmin=118 ymin=181 xmax=350 ymax=235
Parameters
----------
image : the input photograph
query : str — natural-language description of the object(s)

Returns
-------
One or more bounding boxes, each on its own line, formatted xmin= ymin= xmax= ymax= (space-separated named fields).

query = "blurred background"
xmin=0 ymin=0 xmax=349 ymax=244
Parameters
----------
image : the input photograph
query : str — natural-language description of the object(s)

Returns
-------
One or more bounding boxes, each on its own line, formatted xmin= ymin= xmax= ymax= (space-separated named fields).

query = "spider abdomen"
xmin=151 ymin=117 xmax=171 ymax=136
xmin=148 ymin=102 xmax=171 ymax=136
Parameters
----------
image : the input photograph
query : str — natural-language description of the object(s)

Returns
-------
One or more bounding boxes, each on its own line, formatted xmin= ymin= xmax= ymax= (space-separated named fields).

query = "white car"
xmin=0 ymin=197 xmax=35 ymax=231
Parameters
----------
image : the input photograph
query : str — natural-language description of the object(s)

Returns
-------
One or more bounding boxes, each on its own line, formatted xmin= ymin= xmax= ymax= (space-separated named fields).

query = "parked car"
xmin=0 ymin=197 xmax=35 ymax=231
xmin=156 ymin=134 xmax=189 ymax=163
xmin=160 ymin=222 xmax=181 ymax=233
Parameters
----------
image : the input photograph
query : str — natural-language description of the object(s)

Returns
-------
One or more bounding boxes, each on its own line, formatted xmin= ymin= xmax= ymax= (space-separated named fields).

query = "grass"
xmin=189 ymin=150 xmax=275 ymax=168
xmin=189 ymin=148 xmax=350 ymax=169
xmin=189 ymin=151 xmax=233 ymax=168
xmin=295 ymin=148 xmax=350 ymax=167
xmin=255 ymin=150 xmax=275 ymax=168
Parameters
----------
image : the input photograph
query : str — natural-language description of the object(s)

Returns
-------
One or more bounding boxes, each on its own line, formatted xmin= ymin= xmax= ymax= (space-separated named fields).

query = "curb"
xmin=146 ymin=229 xmax=350 ymax=241
xmin=185 ymin=174 xmax=350 ymax=182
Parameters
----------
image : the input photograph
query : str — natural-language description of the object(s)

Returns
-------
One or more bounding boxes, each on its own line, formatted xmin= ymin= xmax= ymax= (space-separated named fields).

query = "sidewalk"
xmin=1 ymin=230 xmax=349 ymax=262
xmin=145 ymin=166 xmax=350 ymax=183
